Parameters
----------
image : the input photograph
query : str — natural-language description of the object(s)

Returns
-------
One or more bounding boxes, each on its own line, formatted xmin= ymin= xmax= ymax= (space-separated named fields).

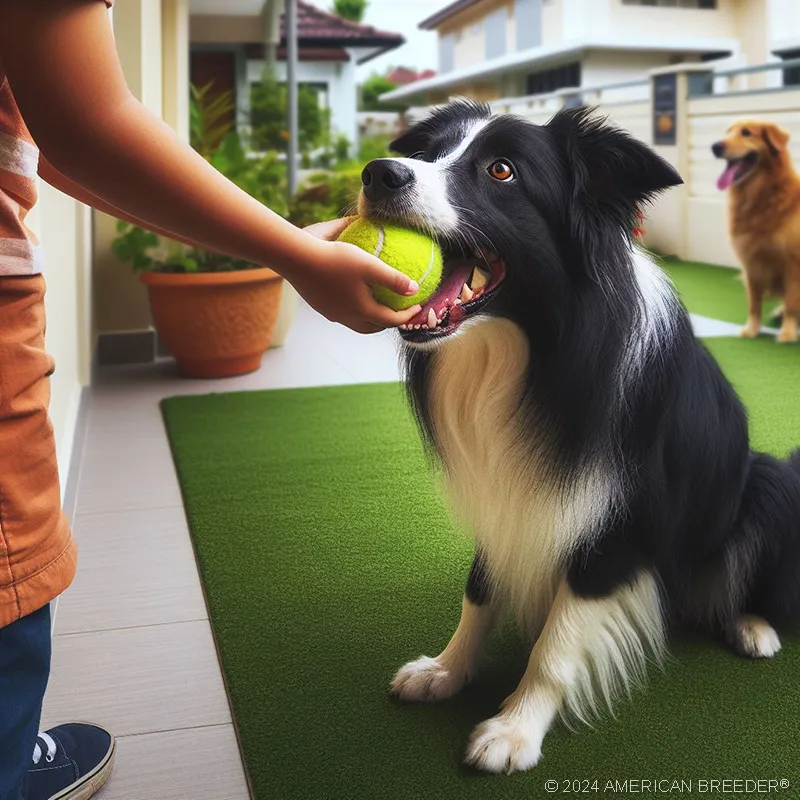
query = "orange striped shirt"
xmin=0 ymin=0 xmax=112 ymax=277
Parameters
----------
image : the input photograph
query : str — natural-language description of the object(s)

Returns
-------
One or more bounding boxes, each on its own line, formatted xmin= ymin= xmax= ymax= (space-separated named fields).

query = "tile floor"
xmin=40 ymin=304 xmax=753 ymax=800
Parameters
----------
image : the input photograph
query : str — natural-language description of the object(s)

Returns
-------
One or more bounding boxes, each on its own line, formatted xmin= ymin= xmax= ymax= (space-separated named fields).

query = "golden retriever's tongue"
xmin=717 ymin=163 xmax=738 ymax=191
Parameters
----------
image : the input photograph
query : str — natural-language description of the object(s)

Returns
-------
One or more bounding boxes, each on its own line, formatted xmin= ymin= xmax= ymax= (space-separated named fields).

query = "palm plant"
xmin=190 ymin=81 xmax=236 ymax=160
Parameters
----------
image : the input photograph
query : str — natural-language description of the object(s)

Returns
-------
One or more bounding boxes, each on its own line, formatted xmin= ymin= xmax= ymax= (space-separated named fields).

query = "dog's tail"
xmin=736 ymin=452 xmax=800 ymax=624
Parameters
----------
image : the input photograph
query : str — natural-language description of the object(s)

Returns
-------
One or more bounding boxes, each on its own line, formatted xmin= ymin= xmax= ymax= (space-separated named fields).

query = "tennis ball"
xmin=338 ymin=219 xmax=443 ymax=310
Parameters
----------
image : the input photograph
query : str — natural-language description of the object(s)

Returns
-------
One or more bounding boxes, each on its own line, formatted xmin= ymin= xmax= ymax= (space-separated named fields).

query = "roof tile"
xmin=281 ymin=1 xmax=404 ymax=44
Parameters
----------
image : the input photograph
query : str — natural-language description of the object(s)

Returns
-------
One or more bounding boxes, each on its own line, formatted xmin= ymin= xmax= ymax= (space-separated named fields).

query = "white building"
xmin=190 ymin=0 xmax=405 ymax=151
xmin=381 ymin=0 xmax=800 ymax=107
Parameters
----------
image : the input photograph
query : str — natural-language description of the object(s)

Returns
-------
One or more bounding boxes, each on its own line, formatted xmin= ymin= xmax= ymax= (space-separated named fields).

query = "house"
xmin=190 ymin=0 xmax=405 ymax=151
xmin=380 ymin=0 xmax=800 ymax=107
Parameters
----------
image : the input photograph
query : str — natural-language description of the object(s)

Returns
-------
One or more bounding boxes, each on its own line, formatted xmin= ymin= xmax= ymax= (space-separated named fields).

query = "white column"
xmin=162 ymin=0 xmax=190 ymax=142
xmin=93 ymin=0 xmax=164 ymax=336
xmin=340 ymin=52 xmax=359 ymax=156
xmin=286 ymin=0 xmax=299 ymax=195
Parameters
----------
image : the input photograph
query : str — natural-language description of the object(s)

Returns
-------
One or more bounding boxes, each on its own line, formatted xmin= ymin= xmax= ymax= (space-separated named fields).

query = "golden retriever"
xmin=712 ymin=120 xmax=800 ymax=343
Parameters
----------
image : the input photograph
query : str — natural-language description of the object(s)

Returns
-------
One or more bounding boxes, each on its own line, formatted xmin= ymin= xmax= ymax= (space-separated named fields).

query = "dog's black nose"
xmin=711 ymin=142 xmax=725 ymax=158
xmin=361 ymin=159 xmax=414 ymax=202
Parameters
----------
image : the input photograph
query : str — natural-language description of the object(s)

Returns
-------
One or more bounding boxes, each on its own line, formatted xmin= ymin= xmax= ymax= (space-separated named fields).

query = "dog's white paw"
xmin=390 ymin=656 xmax=467 ymax=702
xmin=464 ymin=715 xmax=543 ymax=774
xmin=730 ymin=615 xmax=782 ymax=659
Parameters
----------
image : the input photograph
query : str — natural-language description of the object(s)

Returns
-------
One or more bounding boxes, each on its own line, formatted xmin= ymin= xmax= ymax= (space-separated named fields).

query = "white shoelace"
xmin=32 ymin=732 xmax=57 ymax=765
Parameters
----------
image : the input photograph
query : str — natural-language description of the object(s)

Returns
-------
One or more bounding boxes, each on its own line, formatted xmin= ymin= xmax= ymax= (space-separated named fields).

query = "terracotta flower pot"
xmin=140 ymin=268 xmax=283 ymax=379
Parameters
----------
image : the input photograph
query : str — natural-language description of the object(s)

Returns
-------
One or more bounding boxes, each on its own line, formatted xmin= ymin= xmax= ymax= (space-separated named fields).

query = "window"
xmin=700 ymin=50 xmax=731 ymax=62
xmin=485 ymin=8 xmax=508 ymax=60
xmin=516 ymin=0 xmax=542 ymax=50
xmin=526 ymin=61 xmax=581 ymax=95
xmin=621 ymin=0 xmax=716 ymax=7
xmin=439 ymin=33 xmax=455 ymax=73
xmin=777 ymin=49 xmax=800 ymax=87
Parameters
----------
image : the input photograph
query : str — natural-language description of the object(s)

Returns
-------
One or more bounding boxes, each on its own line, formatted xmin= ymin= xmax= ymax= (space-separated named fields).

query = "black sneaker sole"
xmin=49 ymin=736 xmax=116 ymax=800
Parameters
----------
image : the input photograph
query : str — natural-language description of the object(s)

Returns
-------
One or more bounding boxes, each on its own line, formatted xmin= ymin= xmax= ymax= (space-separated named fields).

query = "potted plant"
xmin=110 ymin=85 xmax=298 ymax=379
xmin=113 ymin=222 xmax=284 ymax=379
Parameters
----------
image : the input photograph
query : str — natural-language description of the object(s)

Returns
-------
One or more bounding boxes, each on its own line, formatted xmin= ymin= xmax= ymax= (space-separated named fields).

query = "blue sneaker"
xmin=25 ymin=724 xmax=115 ymax=800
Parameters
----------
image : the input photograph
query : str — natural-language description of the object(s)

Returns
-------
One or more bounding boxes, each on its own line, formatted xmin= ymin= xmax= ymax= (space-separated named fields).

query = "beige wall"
xmin=737 ymin=0 xmax=769 ymax=67
xmin=582 ymin=51 xmax=677 ymax=88
xmin=605 ymin=0 xmax=738 ymax=41
xmin=189 ymin=14 xmax=262 ymax=43
xmin=163 ymin=0 xmax=191 ymax=142
xmin=28 ymin=190 xmax=93 ymax=485
xmin=542 ymin=0 xmax=562 ymax=44
xmin=440 ymin=0 xmax=512 ymax=70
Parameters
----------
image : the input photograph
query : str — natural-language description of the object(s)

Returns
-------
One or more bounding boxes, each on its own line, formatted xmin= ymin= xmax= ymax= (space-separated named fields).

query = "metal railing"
xmin=689 ymin=57 xmax=800 ymax=98
xmin=491 ymin=77 xmax=650 ymax=114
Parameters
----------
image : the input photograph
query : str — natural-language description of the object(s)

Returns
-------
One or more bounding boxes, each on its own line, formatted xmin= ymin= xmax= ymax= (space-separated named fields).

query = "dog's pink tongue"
xmin=717 ymin=163 xmax=738 ymax=191
xmin=408 ymin=264 xmax=474 ymax=326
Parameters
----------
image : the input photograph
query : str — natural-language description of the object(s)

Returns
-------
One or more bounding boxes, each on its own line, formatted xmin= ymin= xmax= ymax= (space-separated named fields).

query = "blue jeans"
xmin=0 ymin=604 xmax=51 ymax=800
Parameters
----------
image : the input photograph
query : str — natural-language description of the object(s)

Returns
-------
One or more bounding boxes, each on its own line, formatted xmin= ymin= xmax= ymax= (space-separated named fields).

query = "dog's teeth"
xmin=453 ymin=298 xmax=461 ymax=305
xmin=427 ymin=308 xmax=437 ymax=329
xmin=470 ymin=266 xmax=489 ymax=292
xmin=460 ymin=283 xmax=474 ymax=303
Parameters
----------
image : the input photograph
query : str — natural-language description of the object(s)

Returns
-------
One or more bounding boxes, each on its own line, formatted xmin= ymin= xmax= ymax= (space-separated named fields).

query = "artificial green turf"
xmin=661 ymin=258 xmax=780 ymax=326
xmin=162 ymin=263 xmax=800 ymax=800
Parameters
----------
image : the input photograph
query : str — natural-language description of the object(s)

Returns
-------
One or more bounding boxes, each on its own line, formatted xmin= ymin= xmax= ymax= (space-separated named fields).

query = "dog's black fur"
xmin=391 ymin=101 xmax=800 ymax=632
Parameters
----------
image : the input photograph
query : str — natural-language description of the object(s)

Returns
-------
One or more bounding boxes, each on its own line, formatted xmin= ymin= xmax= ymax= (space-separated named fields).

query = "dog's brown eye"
xmin=488 ymin=160 xmax=514 ymax=181
xmin=741 ymin=128 xmax=752 ymax=137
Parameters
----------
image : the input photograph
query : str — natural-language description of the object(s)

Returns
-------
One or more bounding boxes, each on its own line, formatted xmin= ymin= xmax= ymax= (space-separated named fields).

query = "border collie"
xmin=356 ymin=101 xmax=800 ymax=774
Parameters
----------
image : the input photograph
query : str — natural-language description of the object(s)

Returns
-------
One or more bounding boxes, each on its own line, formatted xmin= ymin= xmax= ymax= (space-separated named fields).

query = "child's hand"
xmin=297 ymin=219 xmax=422 ymax=334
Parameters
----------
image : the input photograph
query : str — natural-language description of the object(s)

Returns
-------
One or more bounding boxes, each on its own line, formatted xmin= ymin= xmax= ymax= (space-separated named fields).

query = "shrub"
xmin=288 ymin=168 xmax=363 ymax=227
xmin=250 ymin=68 xmax=330 ymax=154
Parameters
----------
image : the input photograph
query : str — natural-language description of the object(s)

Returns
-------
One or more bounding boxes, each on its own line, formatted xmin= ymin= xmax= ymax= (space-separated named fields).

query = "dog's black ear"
xmin=390 ymin=124 xmax=429 ymax=157
xmin=549 ymin=106 xmax=683 ymax=213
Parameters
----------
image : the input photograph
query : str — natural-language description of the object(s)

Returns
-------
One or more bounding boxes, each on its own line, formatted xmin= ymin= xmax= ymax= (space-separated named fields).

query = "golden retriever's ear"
xmin=762 ymin=124 xmax=790 ymax=156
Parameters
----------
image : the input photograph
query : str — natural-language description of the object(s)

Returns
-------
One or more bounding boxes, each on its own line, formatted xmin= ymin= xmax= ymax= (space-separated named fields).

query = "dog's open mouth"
xmin=399 ymin=248 xmax=506 ymax=344
xmin=717 ymin=152 xmax=758 ymax=190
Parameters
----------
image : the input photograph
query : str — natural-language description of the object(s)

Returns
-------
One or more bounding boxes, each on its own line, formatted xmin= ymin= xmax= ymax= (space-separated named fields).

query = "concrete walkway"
xmin=690 ymin=313 xmax=777 ymax=338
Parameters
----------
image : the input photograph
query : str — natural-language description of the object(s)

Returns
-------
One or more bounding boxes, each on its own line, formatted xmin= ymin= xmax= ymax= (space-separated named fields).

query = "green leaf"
xmin=190 ymin=80 xmax=236 ymax=159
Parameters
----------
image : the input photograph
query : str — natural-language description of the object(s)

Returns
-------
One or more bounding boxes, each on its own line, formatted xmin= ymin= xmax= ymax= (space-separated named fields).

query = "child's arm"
xmin=38 ymin=157 xmax=213 ymax=251
xmin=41 ymin=158 xmax=356 ymax=270
xmin=0 ymin=0 xmax=420 ymax=334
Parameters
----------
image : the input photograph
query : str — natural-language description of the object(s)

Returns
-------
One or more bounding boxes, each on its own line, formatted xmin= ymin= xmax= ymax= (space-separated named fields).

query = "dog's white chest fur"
xmin=427 ymin=318 xmax=617 ymax=634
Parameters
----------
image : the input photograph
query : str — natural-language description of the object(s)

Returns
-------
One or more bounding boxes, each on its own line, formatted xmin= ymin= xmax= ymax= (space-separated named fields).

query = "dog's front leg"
xmin=392 ymin=551 xmax=496 ymax=702
xmin=777 ymin=278 xmax=800 ymax=343
xmin=465 ymin=571 xmax=663 ymax=774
